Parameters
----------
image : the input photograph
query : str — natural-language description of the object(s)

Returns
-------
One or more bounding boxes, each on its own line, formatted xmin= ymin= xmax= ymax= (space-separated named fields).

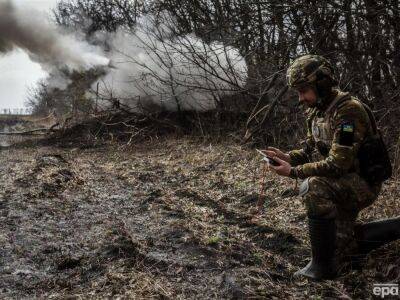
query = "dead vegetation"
xmin=0 ymin=130 xmax=399 ymax=299
xmin=35 ymin=110 xmax=250 ymax=150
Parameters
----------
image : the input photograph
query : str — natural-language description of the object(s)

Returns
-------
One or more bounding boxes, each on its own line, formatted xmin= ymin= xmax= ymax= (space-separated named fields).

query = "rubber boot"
xmin=294 ymin=217 xmax=337 ymax=280
xmin=355 ymin=216 xmax=400 ymax=254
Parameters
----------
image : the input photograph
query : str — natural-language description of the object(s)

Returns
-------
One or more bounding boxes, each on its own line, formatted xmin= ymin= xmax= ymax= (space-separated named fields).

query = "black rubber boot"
xmin=355 ymin=217 xmax=400 ymax=254
xmin=294 ymin=217 xmax=337 ymax=280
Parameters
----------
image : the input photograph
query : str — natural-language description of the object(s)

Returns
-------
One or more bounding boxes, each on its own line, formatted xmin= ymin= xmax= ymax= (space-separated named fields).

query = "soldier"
xmin=265 ymin=54 xmax=400 ymax=280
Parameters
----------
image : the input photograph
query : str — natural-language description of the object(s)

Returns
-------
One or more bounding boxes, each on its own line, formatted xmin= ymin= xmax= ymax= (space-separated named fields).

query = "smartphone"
xmin=256 ymin=149 xmax=280 ymax=166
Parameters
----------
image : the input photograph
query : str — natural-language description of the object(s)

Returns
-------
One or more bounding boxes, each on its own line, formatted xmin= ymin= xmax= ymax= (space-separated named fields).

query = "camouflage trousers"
xmin=299 ymin=173 xmax=381 ymax=261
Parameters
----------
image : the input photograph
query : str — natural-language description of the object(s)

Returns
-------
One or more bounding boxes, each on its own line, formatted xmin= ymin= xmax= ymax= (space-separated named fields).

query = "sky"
xmin=0 ymin=0 xmax=57 ymax=110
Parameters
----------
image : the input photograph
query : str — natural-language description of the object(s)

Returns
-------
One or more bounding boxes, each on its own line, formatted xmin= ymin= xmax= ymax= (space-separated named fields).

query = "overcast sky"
xmin=0 ymin=0 xmax=57 ymax=110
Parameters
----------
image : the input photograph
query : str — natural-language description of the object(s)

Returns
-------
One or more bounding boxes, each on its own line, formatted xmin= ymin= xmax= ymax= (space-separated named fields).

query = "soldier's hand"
xmin=264 ymin=147 xmax=291 ymax=163
xmin=269 ymin=156 xmax=291 ymax=177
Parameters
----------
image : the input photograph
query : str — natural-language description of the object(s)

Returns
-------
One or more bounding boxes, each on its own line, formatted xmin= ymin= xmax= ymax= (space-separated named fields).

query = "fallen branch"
xmin=0 ymin=126 xmax=59 ymax=136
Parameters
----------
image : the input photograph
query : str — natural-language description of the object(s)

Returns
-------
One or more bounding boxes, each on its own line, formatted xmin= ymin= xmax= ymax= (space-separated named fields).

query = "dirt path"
xmin=0 ymin=138 xmax=399 ymax=299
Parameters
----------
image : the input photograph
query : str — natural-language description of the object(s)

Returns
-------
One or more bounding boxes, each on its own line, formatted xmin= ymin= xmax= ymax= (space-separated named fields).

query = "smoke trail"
xmin=0 ymin=0 xmax=109 ymax=72
xmin=0 ymin=0 xmax=247 ymax=113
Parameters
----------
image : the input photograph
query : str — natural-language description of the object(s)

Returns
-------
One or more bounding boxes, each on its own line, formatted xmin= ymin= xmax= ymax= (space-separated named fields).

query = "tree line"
xmin=28 ymin=0 xmax=400 ymax=149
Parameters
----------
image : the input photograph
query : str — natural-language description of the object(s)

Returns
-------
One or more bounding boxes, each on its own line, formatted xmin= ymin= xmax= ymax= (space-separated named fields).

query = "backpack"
xmin=357 ymin=102 xmax=392 ymax=185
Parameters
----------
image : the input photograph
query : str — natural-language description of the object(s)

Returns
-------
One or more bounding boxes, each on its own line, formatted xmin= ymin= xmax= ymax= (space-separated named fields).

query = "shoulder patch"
xmin=342 ymin=123 xmax=354 ymax=132
xmin=339 ymin=122 xmax=354 ymax=146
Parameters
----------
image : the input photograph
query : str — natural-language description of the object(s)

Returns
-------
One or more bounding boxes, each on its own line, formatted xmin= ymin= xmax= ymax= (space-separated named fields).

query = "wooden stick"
xmin=0 ymin=128 xmax=57 ymax=136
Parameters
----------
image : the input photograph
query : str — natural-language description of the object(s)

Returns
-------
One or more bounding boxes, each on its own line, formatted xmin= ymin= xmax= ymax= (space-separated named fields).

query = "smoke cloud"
xmin=0 ymin=0 xmax=109 ymax=72
xmin=93 ymin=16 xmax=247 ymax=112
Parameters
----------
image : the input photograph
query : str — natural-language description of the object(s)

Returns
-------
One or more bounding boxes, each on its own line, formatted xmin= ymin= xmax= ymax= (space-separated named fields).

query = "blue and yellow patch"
xmin=342 ymin=124 xmax=354 ymax=133
xmin=339 ymin=122 xmax=354 ymax=146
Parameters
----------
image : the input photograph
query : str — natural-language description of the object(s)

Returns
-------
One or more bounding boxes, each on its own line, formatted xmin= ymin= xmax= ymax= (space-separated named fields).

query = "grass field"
xmin=0 ymin=133 xmax=399 ymax=299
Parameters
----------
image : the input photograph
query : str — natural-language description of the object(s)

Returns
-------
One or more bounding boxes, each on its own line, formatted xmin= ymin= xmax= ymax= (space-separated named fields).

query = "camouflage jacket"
xmin=289 ymin=90 xmax=373 ymax=179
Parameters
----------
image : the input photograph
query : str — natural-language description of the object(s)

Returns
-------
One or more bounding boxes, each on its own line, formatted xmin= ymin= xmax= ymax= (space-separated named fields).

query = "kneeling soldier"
xmin=265 ymin=54 xmax=400 ymax=280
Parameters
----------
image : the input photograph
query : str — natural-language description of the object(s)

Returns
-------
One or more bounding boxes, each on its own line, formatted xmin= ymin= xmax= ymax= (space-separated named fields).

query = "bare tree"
xmin=54 ymin=0 xmax=144 ymax=34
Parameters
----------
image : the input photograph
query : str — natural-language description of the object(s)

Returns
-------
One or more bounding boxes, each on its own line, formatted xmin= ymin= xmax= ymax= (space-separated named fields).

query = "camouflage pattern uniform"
xmin=286 ymin=55 xmax=382 ymax=261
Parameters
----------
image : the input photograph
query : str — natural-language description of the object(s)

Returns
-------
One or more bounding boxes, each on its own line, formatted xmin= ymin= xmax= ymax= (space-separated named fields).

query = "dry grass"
xmin=0 ymin=135 xmax=399 ymax=299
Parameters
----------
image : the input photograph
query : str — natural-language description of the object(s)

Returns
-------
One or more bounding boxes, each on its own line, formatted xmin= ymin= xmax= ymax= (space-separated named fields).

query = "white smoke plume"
xmin=0 ymin=0 xmax=109 ymax=83
xmin=0 ymin=0 xmax=246 ymax=112
xmin=93 ymin=15 xmax=247 ymax=112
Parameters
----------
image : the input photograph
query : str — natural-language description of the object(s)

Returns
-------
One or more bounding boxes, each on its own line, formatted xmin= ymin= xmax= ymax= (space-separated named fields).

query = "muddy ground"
xmin=0 ymin=134 xmax=399 ymax=299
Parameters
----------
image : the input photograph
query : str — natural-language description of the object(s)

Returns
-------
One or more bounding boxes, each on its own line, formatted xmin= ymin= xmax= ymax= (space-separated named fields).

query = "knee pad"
xmin=299 ymin=178 xmax=310 ymax=197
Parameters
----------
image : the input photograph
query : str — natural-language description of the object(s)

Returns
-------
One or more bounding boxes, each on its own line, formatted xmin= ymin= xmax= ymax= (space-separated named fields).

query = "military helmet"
xmin=287 ymin=54 xmax=336 ymax=89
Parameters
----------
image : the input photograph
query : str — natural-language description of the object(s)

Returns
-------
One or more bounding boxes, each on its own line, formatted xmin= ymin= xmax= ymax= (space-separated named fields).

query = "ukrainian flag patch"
xmin=342 ymin=124 xmax=354 ymax=132
xmin=339 ymin=122 xmax=354 ymax=146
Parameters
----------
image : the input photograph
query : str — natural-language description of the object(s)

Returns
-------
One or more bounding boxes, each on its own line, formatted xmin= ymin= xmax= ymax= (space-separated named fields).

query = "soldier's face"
xmin=297 ymin=86 xmax=317 ymax=107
